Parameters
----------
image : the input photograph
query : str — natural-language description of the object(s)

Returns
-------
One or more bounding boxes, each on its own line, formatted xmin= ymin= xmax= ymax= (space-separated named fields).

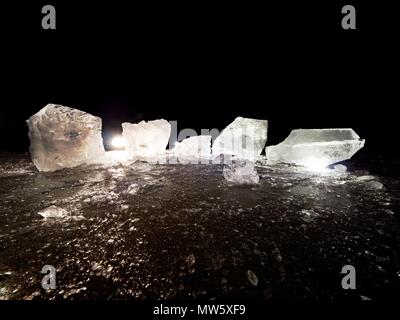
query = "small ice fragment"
xmin=223 ymin=160 xmax=260 ymax=184
xmin=121 ymin=204 xmax=130 ymax=211
xmin=356 ymin=175 xmax=375 ymax=182
xmin=265 ymin=129 xmax=365 ymax=168
xmin=212 ymin=117 xmax=268 ymax=159
xmin=38 ymin=205 xmax=68 ymax=219
xmin=127 ymin=183 xmax=139 ymax=195
xmin=246 ymin=270 xmax=258 ymax=287
xmin=185 ymin=254 xmax=196 ymax=267
xmin=366 ymin=181 xmax=384 ymax=190
xmin=27 ymin=104 xmax=106 ymax=172
xmin=0 ymin=287 xmax=8 ymax=298
xmin=122 ymin=119 xmax=171 ymax=158
xmin=91 ymin=262 xmax=103 ymax=271
xmin=0 ymin=271 xmax=12 ymax=281
xmin=300 ymin=209 xmax=320 ymax=222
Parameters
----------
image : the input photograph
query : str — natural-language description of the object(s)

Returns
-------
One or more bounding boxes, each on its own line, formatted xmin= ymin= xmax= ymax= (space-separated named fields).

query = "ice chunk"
xmin=212 ymin=117 xmax=268 ymax=159
xmin=223 ymin=160 xmax=260 ymax=184
xmin=122 ymin=120 xmax=171 ymax=158
xmin=172 ymin=135 xmax=211 ymax=157
xmin=265 ymin=129 xmax=365 ymax=168
xmin=27 ymin=104 xmax=106 ymax=172
xmin=246 ymin=270 xmax=258 ymax=287
xmin=333 ymin=164 xmax=347 ymax=173
xmin=127 ymin=183 xmax=139 ymax=195
xmin=356 ymin=175 xmax=383 ymax=189
xmin=356 ymin=175 xmax=375 ymax=182
xmin=300 ymin=209 xmax=320 ymax=222
xmin=38 ymin=205 xmax=68 ymax=219
xmin=366 ymin=181 xmax=384 ymax=190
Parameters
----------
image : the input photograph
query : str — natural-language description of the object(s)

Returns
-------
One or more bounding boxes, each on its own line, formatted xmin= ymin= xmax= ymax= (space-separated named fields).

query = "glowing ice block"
xmin=27 ymin=104 xmax=106 ymax=172
xmin=172 ymin=135 xmax=212 ymax=157
xmin=265 ymin=129 xmax=365 ymax=168
xmin=212 ymin=117 xmax=268 ymax=159
xmin=122 ymin=119 xmax=171 ymax=158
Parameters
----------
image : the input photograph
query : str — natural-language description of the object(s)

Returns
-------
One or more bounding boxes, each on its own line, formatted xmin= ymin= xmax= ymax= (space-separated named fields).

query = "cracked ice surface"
xmin=212 ymin=117 xmax=268 ymax=159
xmin=27 ymin=104 xmax=106 ymax=172
xmin=0 ymin=154 xmax=400 ymax=300
xmin=122 ymin=120 xmax=171 ymax=159
xmin=265 ymin=129 xmax=365 ymax=168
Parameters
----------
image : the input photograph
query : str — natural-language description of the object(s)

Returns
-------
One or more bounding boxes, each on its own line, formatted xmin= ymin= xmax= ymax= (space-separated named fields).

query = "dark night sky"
xmin=1 ymin=1 xmax=399 ymax=163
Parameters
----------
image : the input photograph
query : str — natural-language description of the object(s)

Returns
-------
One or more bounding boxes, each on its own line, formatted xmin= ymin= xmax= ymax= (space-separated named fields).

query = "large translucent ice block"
xmin=212 ymin=117 xmax=268 ymax=159
xmin=27 ymin=104 xmax=106 ymax=172
xmin=265 ymin=129 xmax=365 ymax=168
xmin=122 ymin=119 xmax=171 ymax=158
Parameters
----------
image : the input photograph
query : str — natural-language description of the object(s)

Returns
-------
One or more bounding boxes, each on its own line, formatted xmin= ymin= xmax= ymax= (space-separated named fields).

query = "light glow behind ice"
xmin=111 ymin=136 xmax=126 ymax=149
xmin=302 ymin=158 xmax=330 ymax=173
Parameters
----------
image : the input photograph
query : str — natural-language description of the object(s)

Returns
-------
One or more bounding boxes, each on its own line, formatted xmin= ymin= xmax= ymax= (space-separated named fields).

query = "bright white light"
xmin=302 ymin=158 xmax=329 ymax=173
xmin=111 ymin=136 xmax=126 ymax=149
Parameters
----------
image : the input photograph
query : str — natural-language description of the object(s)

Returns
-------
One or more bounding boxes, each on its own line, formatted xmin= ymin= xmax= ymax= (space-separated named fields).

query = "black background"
xmin=1 ymin=1 xmax=399 ymax=169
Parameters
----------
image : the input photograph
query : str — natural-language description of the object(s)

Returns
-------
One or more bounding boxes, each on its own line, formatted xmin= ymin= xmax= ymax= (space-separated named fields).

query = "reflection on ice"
xmin=301 ymin=157 xmax=332 ymax=173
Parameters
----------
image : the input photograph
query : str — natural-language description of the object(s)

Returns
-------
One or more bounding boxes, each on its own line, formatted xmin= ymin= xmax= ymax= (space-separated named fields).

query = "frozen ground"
xmin=0 ymin=153 xmax=400 ymax=300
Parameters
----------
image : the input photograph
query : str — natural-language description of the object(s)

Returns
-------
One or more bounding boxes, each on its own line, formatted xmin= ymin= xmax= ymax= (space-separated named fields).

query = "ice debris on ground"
xmin=246 ymin=270 xmax=258 ymax=287
xmin=366 ymin=181 xmax=384 ymax=190
xmin=27 ymin=104 xmax=106 ymax=172
xmin=127 ymin=183 xmax=139 ymax=195
xmin=223 ymin=160 xmax=260 ymax=184
xmin=356 ymin=175 xmax=375 ymax=182
xmin=265 ymin=129 xmax=365 ymax=169
xmin=122 ymin=119 xmax=171 ymax=158
xmin=212 ymin=117 xmax=268 ymax=160
xmin=354 ymin=175 xmax=384 ymax=189
xmin=300 ymin=209 xmax=320 ymax=222
xmin=37 ymin=205 xmax=68 ymax=219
